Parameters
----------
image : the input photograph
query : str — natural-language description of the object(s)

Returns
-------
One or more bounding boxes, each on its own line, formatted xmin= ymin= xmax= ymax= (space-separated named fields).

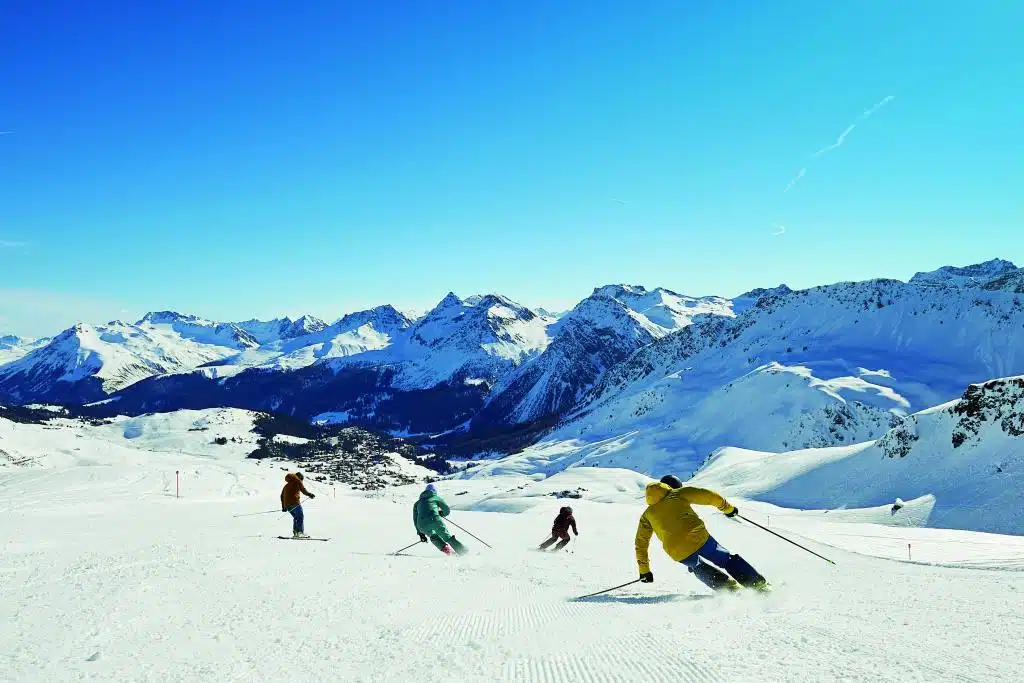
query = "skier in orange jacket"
xmin=281 ymin=472 xmax=315 ymax=538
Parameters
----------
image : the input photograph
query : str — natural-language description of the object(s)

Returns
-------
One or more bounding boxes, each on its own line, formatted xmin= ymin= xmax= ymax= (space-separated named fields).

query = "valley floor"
xmin=2 ymin=456 xmax=1023 ymax=682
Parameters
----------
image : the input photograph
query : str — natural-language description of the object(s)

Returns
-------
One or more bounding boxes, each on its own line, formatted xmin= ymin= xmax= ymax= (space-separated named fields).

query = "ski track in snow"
xmin=2 ymin=445 xmax=1023 ymax=682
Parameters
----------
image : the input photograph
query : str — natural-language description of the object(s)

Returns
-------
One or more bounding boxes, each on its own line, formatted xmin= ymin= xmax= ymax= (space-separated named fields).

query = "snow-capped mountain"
xmin=234 ymin=315 xmax=329 ymax=344
xmin=471 ymin=286 xmax=735 ymax=429
xmin=0 ymin=317 xmax=257 ymax=404
xmin=3 ymin=258 xmax=1023 ymax=466
xmin=82 ymin=293 xmax=557 ymax=437
xmin=0 ymin=335 xmax=49 ymax=365
xmin=908 ymin=257 xmax=1018 ymax=288
xmin=467 ymin=270 xmax=1024 ymax=478
xmin=731 ymin=284 xmax=793 ymax=314
xmin=337 ymin=293 xmax=553 ymax=391
xmin=136 ymin=312 xmax=260 ymax=349
xmin=689 ymin=374 xmax=1024 ymax=535
xmin=220 ymin=305 xmax=413 ymax=371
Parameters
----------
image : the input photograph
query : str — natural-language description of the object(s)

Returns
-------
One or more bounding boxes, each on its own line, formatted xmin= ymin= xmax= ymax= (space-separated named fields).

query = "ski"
xmin=277 ymin=536 xmax=329 ymax=541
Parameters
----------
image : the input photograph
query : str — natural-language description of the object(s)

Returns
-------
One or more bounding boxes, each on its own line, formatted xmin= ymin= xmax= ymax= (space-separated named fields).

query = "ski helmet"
xmin=660 ymin=474 xmax=683 ymax=488
xmin=561 ymin=506 xmax=573 ymax=514
xmin=295 ymin=472 xmax=304 ymax=480
xmin=425 ymin=483 xmax=437 ymax=493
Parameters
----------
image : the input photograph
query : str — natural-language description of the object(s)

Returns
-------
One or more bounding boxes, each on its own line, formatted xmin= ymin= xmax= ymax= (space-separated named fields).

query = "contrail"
xmin=784 ymin=95 xmax=896 ymax=192
xmin=611 ymin=198 xmax=627 ymax=204
xmin=772 ymin=223 xmax=786 ymax=236
xmin=862 ymin=95 xmax=895 ymax=118
xmin=811 ymin=123 xmax=858 ymax=159
xmin=784 ymin=168 xmax=806 ymax=193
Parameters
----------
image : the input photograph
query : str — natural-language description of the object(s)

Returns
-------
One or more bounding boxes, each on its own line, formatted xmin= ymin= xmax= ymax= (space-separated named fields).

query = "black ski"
xmin=277 ymin=536 xmax=329 ymax=541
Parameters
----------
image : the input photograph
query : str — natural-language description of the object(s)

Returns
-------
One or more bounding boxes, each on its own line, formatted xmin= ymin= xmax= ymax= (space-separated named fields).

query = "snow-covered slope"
xmin=689 ymin=375 xmax=1024 ymax=535
xmin=508 ymin=274 xmax=1024 ymax=478
xmin=2 ymin=432 xmax=1022 ymax=681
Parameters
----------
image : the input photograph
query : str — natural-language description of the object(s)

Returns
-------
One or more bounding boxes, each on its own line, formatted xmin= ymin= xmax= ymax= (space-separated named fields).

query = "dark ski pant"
xmin=288 ymin=505 xmax=304 ymax=534
xmin=539 ymin=532 xmax=571 ymax=551
xmin=680 ymin=535 xmax=766 ymax=590
xmin=424 ymin=525 xmax=468 ymax=555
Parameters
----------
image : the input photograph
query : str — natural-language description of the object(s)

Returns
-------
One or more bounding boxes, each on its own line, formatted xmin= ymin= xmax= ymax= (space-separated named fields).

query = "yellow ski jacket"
xmin=635 ymin=482 xmax=735 ymax=573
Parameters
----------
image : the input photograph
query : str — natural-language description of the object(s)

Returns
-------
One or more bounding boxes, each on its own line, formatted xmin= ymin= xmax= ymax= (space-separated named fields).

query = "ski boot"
xmin=690 ymin=561 xmax=738 ymax=592
xmin=724 ymin=555 xmax=769 ymax=592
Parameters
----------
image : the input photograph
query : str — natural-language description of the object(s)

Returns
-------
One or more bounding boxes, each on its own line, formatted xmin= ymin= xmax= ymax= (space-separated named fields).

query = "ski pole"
xmin=738 ymin=514 xmax=835 ymax=565
xmin=391 ymin=540 xmax=421 ymax=556
xmin=573 ymin=579 xmax=641 ymax=600
xmin=233 ymin=509 xmax=283 ymax=518
xmin=445 ymin=517 xmax=493 ymax=549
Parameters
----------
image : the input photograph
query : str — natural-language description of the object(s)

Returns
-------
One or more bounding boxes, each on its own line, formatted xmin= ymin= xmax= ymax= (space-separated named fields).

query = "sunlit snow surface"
xmin=2 ymin=411 xmax=1022 ymax=682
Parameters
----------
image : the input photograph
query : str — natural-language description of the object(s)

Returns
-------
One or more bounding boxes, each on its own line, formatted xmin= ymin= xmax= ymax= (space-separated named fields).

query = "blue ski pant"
xmin=680 ymin=534 xmax=732 ymax=570
xmin=288 ymin=504 xmax=304 ymax=534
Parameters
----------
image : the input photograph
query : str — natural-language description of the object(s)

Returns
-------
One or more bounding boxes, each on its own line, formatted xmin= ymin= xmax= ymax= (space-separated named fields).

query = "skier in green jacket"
xmin=413 ymin=484 xmax=468 ymax=556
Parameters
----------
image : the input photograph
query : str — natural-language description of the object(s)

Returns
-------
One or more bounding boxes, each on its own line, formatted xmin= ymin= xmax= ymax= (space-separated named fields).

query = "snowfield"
xmin=2 ymin=415 xmax=1023 ymax=682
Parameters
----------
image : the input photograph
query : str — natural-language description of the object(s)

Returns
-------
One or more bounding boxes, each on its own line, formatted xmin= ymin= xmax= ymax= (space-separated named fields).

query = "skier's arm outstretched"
xmin=570 ymin=516 xmax=578 ymax=535
xmin=677 ymin=487 xmax=736 ymax=515
xmin=635 ymin=513 xmax=654 ymax=581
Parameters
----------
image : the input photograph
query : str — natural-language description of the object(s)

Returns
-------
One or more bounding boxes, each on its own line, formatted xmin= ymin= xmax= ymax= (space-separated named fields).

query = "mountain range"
xmin=2 ymin=258 xmax=1023 ymax=471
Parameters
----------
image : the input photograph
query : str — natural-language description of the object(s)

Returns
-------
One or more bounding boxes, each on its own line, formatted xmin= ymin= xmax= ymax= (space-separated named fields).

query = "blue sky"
xmin=2 ymin=1 xmax=1022 ymax=337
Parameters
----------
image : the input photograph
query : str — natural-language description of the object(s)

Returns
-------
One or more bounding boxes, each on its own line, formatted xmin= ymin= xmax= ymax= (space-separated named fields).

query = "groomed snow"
xmin=2 ymin=416 xmax=1022 ymax=681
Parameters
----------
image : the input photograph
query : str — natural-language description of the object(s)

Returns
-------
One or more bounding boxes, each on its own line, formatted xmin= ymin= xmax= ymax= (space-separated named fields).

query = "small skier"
xmin=281 ymin=472 xmax=315 ymax=538
xmin=413 ymin=484 xmax=468 ymax=556
xmin=538 ymin=506 xmax=578 ymax=551
xmin=635 ymin=474 xmax=769 ymax=592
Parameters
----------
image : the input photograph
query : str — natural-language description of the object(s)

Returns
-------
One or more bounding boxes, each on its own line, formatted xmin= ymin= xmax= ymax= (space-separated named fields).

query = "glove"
xmin=418 ymin=533 xmax=428 ymax=543
xmin=308 ymin=493 xmax=316 ymax=499
xmin=725 ymin=506 xmax=738 ymax=518
xmin=639 ymin=572 xmax=654 ymax=583
xmin=282 ymin=508 xmax=287 ymax=512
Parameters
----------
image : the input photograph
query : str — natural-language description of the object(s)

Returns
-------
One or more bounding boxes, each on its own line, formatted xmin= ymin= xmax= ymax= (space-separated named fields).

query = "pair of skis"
xmin=277 ymin=536 xmax=329 ymax=542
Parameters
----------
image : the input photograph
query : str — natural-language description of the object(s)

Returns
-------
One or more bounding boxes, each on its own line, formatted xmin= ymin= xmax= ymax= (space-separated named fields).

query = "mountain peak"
xmin=736 ymin=284 xmax=793 ymax=300
xmin=282 ymin=315 xmax=328 ymax=337
xmin=909 ymin=259 xmax=1018 ymax=288
xmin=335 ymin=305 xmax=412 ymax=333
xmin=139 ymin=311 xmax=202 ymax=326
xmin=592 ymin=284 xmax=650 ymax=300
xmin=436 ymin=292 xmax=464 ymax=309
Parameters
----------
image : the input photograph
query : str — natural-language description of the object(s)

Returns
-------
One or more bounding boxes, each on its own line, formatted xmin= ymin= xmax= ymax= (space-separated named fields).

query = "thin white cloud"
xmin=772 ymin=223 xmax=786 ymax=236
xmin=784 ymin=168 xmax=807 ymax=193
xmin=611 ymin=198 xmax=628 ymax=204
xmin=0 ymin=240 xmax=29 ymax=248
xmin=862 ymin=95 xmax=896 ymax=118
xmin=784 ymin=95 xmax=896 ymax=193
xmin=811 ymin=123 xmax=858 ymax=159
xmin=0 ymin=131 xmax=13 ymax=136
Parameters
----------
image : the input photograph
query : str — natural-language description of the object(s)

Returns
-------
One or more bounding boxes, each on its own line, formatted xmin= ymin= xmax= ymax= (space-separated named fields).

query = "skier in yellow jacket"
xmin=635 ymin=475 xmax=769 ymax=592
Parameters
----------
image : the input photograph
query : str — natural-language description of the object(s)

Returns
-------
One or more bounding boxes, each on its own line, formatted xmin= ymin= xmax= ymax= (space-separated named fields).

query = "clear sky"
xmin=2 ymin=1 xmax=1023 ymax=337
